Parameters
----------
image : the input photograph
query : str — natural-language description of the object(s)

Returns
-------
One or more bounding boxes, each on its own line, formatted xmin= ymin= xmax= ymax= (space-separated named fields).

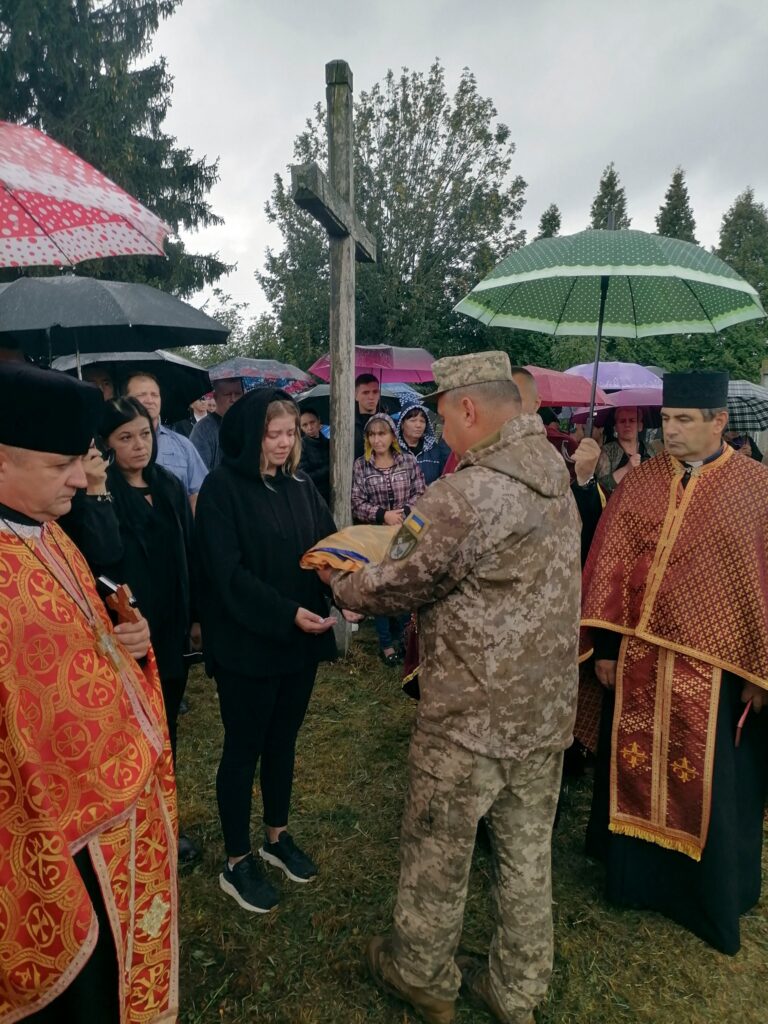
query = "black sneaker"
xmin=219 ymin=853 xmax=279 ymax=913
xmin=260 ymin=833 xmax=318 ymax=884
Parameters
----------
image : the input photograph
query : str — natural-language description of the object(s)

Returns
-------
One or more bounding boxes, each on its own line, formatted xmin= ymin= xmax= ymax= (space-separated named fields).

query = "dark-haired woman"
xmin=195 ymin=389 xmax=340 ymax=914
xmin=98 ymin=397 xmax=199 ymax=860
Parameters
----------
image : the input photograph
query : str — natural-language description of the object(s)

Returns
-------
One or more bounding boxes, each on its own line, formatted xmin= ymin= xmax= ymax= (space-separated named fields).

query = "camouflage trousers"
xmin=390 ymin=728 xmax=563 ymax=1020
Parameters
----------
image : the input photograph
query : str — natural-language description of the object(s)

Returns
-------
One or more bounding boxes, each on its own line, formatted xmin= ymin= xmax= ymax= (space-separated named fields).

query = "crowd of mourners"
xmin=0 ymin=343 xmax=766 ymax=1024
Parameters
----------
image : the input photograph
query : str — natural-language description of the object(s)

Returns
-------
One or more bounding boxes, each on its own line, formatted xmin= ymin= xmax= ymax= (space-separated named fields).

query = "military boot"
xmin=366 ymin=935 xmax=456 ymax=1024
xmin=456 ymin=954 xmax=535 ymax=1024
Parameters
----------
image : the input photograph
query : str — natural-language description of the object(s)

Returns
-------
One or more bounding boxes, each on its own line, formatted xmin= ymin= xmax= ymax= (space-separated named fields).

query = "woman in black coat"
xmin=98 ymin=398 xmax=197 ymax=757
xmin=98 ymin=397 xmax=200 ymax=863
xmin=195 ymin=387 xmax=338 ymax=914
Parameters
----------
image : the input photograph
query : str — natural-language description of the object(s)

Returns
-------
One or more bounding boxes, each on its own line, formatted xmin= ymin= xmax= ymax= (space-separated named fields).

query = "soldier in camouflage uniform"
xmin=326 ymin=352 xmax=581 ymax=1024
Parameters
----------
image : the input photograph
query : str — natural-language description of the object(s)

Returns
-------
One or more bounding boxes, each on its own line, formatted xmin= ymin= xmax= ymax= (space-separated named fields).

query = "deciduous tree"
xmin=258 ymin=61 xmax=527 ymax=363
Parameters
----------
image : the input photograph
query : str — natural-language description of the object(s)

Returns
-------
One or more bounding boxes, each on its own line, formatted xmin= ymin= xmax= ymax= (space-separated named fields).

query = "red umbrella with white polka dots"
xmin=0 ymin=121 xmax=170 ymax=268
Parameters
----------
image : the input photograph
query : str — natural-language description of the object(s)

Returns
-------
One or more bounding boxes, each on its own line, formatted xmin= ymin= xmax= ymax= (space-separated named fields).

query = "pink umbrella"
xmin=308 ymin=344 xmax=435 ymax=383
xmin=0 ymin=121 xmax=170 ymax=268
xmin=526 ymin=365 xmax=611 ymax=407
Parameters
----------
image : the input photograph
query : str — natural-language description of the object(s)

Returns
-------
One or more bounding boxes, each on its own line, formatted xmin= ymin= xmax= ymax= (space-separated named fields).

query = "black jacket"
xmin=98 ymin=458 xmax=194 ymax=681
xmin=195 ymin=388 xmax=337 ymax=677
xmin=299 ymin=433 xmax=330 ymax=503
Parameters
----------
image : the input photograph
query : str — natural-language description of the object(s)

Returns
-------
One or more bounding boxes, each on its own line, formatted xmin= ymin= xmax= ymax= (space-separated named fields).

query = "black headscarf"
xmin=220 ymin=386 xmax=296 ymax=480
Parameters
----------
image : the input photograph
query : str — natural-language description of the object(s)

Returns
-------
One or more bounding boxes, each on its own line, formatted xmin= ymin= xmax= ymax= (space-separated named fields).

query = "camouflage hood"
xmin=458 ymin=413 xmax=571 ymax=499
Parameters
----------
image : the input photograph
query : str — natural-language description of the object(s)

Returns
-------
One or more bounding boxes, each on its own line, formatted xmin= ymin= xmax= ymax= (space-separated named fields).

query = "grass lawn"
xmin=176 ymin=625 xmax=768 ymax=1023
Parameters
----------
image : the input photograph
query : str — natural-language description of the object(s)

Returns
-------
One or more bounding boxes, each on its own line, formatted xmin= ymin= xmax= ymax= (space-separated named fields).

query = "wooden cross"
xmin=292 ymin=60 xmax=377 ymax=528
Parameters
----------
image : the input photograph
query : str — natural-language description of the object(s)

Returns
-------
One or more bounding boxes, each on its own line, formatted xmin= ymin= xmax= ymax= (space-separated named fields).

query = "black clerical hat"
xmin=0 ymin=363 xmax=103 ymax=455
xmin=662 ymin=370 xmax=728 ymax=409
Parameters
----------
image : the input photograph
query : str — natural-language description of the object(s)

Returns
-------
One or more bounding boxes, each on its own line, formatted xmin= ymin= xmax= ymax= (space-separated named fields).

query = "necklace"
xmin=1 ymin=516 xmax=125 ymax=671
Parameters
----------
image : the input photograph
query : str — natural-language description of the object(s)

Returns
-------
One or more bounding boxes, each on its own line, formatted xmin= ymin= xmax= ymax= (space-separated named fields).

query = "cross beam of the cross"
xmin=292 ymin=163 xmax=376 ymax=262
xmin=291 ymin=60 xmax=377 ymax=531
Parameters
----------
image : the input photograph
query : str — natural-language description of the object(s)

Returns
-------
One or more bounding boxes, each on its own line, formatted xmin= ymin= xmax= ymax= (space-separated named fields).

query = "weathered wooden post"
xmin=291 ymin=60 xmax=377 ymax=528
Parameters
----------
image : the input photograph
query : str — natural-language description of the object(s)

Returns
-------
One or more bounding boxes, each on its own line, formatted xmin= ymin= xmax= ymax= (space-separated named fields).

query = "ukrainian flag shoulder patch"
xmin=403 ymin=511 xmax=429 ymax=538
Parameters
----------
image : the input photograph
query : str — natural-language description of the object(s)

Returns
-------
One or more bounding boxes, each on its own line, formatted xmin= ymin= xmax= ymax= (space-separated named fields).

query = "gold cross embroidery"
xmin=621 ymin=742 xmax=647 ymax=768
xmin=671 ymin=756 xmax=698 ymax=783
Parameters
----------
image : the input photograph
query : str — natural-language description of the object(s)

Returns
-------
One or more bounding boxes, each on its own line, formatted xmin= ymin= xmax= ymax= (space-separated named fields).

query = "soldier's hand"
xmin=115 ymin=615 xmax=151 ymax=660
xmin=595 ymin=659 xmax=617 ymax=689
xmin=316 ymin=566 xmax=333 ymax=586
xmin=84 ymin=444 xmax=109 ymax=495
xmin=341 ymin=608 xmax=364 ymax=623
xmin=573 ymin=438 xmax=602 ymax=485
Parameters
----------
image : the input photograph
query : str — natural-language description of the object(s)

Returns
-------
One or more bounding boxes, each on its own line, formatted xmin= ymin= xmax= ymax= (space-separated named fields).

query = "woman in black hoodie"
xmin=195 ymin=388 xmax=337 ymax=914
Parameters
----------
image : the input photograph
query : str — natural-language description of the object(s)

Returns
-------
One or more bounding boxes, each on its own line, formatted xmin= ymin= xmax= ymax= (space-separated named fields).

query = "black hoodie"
xmin=194 ymin=388 xmax=337 ymax=677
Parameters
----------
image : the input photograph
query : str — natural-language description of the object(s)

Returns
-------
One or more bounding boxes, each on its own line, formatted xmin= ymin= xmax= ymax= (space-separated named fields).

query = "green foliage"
xmin=707 ymin=187 xmax=768 ymax=381
xmin=0 ymin=0 xmax=230 ymax=296
xmin=716 ymin=187 xmax=768 ymax=305
xmin=655 ymin=168 xmax=697 ymax=243
xmin=536 ymin=203 xmax=562 ymax=239
xmin=258 ymin=61 xmax=527 ymax=364
xmin=589 ymin=162 xmax=631 ymax=230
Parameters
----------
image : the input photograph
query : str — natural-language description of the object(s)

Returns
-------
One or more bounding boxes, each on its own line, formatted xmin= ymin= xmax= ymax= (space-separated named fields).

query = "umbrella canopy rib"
xmin=553 ymin=277 xmax=579 ymax=337
xmin=680 ymin=277 xmax=718 ymax=335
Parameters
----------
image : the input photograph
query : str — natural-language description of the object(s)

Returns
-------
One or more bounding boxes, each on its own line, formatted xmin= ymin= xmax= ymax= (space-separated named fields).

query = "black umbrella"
xmin=0 ymin=275 xmax=229 ymax=359
xmin=51 ymin=350 xmax=211 ymax=425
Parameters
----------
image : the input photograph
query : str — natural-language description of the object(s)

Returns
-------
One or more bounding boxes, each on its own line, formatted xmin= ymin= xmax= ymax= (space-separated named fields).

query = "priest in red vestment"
xmin=581 ymin=369 xmax=768 ymax=955
xmin=0 ymin=363 xmax=178 ymax=1023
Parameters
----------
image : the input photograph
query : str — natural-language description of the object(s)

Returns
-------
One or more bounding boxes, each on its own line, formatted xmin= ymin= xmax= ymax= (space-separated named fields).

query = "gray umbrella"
xmin=52 ymin=350 xmax=210 ymax=424
xmin=727 ymin=380 xmax=768 ymax=433
xmin=0 ymin=275 xmax=228 ymax=359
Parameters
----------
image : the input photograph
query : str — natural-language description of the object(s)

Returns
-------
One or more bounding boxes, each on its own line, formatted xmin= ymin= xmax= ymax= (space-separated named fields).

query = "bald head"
xmin=510 ymin=366 xmax=540 ymax=415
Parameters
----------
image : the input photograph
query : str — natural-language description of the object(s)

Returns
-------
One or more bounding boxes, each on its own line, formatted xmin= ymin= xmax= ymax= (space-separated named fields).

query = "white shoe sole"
xmin=259 ymin=848 xmax=316 ymax=884
xmin=219 ymin=873 xmax=277 ymax=913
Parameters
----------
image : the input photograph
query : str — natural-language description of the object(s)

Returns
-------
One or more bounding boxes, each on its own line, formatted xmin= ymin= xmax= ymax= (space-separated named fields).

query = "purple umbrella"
xmin=566 ymin=361 xmax=662 ymax=390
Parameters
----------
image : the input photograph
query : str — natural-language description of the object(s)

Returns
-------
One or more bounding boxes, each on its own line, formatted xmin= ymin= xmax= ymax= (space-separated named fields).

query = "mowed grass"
xmin=176 ymin=625 xmax=768 ymax=1024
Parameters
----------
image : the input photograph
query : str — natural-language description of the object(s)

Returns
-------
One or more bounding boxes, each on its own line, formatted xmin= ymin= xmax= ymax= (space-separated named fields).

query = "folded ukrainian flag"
xmin=300 ymin=524 xmax=398 ymax=572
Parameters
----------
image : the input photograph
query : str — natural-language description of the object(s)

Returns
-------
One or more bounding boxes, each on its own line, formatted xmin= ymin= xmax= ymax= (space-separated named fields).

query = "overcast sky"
xmin=151 ymin=0 xmax=768 ymax=315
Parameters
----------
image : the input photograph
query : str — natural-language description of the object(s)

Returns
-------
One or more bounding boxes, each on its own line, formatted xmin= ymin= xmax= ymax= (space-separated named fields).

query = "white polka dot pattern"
xmin=0 ymin=121 xmax=170 ymax=267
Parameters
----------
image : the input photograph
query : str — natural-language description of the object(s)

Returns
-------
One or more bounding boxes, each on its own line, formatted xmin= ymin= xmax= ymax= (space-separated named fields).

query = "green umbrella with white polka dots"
xmin=454 ymin=228 xmax=765 ymax=426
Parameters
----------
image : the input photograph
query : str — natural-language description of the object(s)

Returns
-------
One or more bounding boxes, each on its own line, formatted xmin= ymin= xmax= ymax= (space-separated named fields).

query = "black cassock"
xmin=587 ymin=670 xmax=768 ymax=955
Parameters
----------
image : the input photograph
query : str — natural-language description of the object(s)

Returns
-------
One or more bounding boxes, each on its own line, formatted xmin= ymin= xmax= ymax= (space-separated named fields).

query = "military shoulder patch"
xmin=389 ymin=510 xmax=430 ymax=561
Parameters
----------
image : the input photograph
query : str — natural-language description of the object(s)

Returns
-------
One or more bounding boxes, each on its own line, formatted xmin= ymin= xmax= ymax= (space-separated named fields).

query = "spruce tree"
xmin=589 ymin=162 xmax=630 ymax=229
xmin=655 ymin=168 xmax=697 ymax=242
xmin=0 ymin=0 xmax=229 ymax=296
xmin=716 ymin=187 xmax=768 ymax=304
xmin=536 ymin=203 xmax=561 ymax=239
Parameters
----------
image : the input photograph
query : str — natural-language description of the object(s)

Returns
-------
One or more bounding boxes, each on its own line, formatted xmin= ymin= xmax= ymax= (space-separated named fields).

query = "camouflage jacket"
xmin=331 ymin=413 xmax=581 ymax=759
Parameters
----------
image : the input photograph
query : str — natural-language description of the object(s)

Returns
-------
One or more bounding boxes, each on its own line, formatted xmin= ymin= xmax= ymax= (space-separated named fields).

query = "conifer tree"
xmin=536 ymin=203 xmax=561 ymax=239
xmin=655 ymin=168 xmax=697 ymax=243
xmin=716 ymin=187 xmax=768 ymax=304
xmin=0 ymin=0 xmax=229 ymax=295
xmin=589 ymin=162 xmax=630 ymax=229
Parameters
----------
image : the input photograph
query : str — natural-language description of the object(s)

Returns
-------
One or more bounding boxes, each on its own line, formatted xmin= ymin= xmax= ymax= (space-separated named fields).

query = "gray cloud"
xmin=151 ymin=0 xmax=768 ymax=312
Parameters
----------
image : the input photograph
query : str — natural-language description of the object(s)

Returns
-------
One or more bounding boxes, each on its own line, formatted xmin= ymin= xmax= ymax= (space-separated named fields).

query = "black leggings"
xmin=215 ymin=666 xmax=317 ymax=857
xmin=160 ymin=672 xmax=188 ymax=766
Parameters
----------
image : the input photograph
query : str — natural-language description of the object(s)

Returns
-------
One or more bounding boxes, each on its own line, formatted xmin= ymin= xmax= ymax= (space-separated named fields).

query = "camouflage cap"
xmin=424 ymin=350 xmax=513 ymax=404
